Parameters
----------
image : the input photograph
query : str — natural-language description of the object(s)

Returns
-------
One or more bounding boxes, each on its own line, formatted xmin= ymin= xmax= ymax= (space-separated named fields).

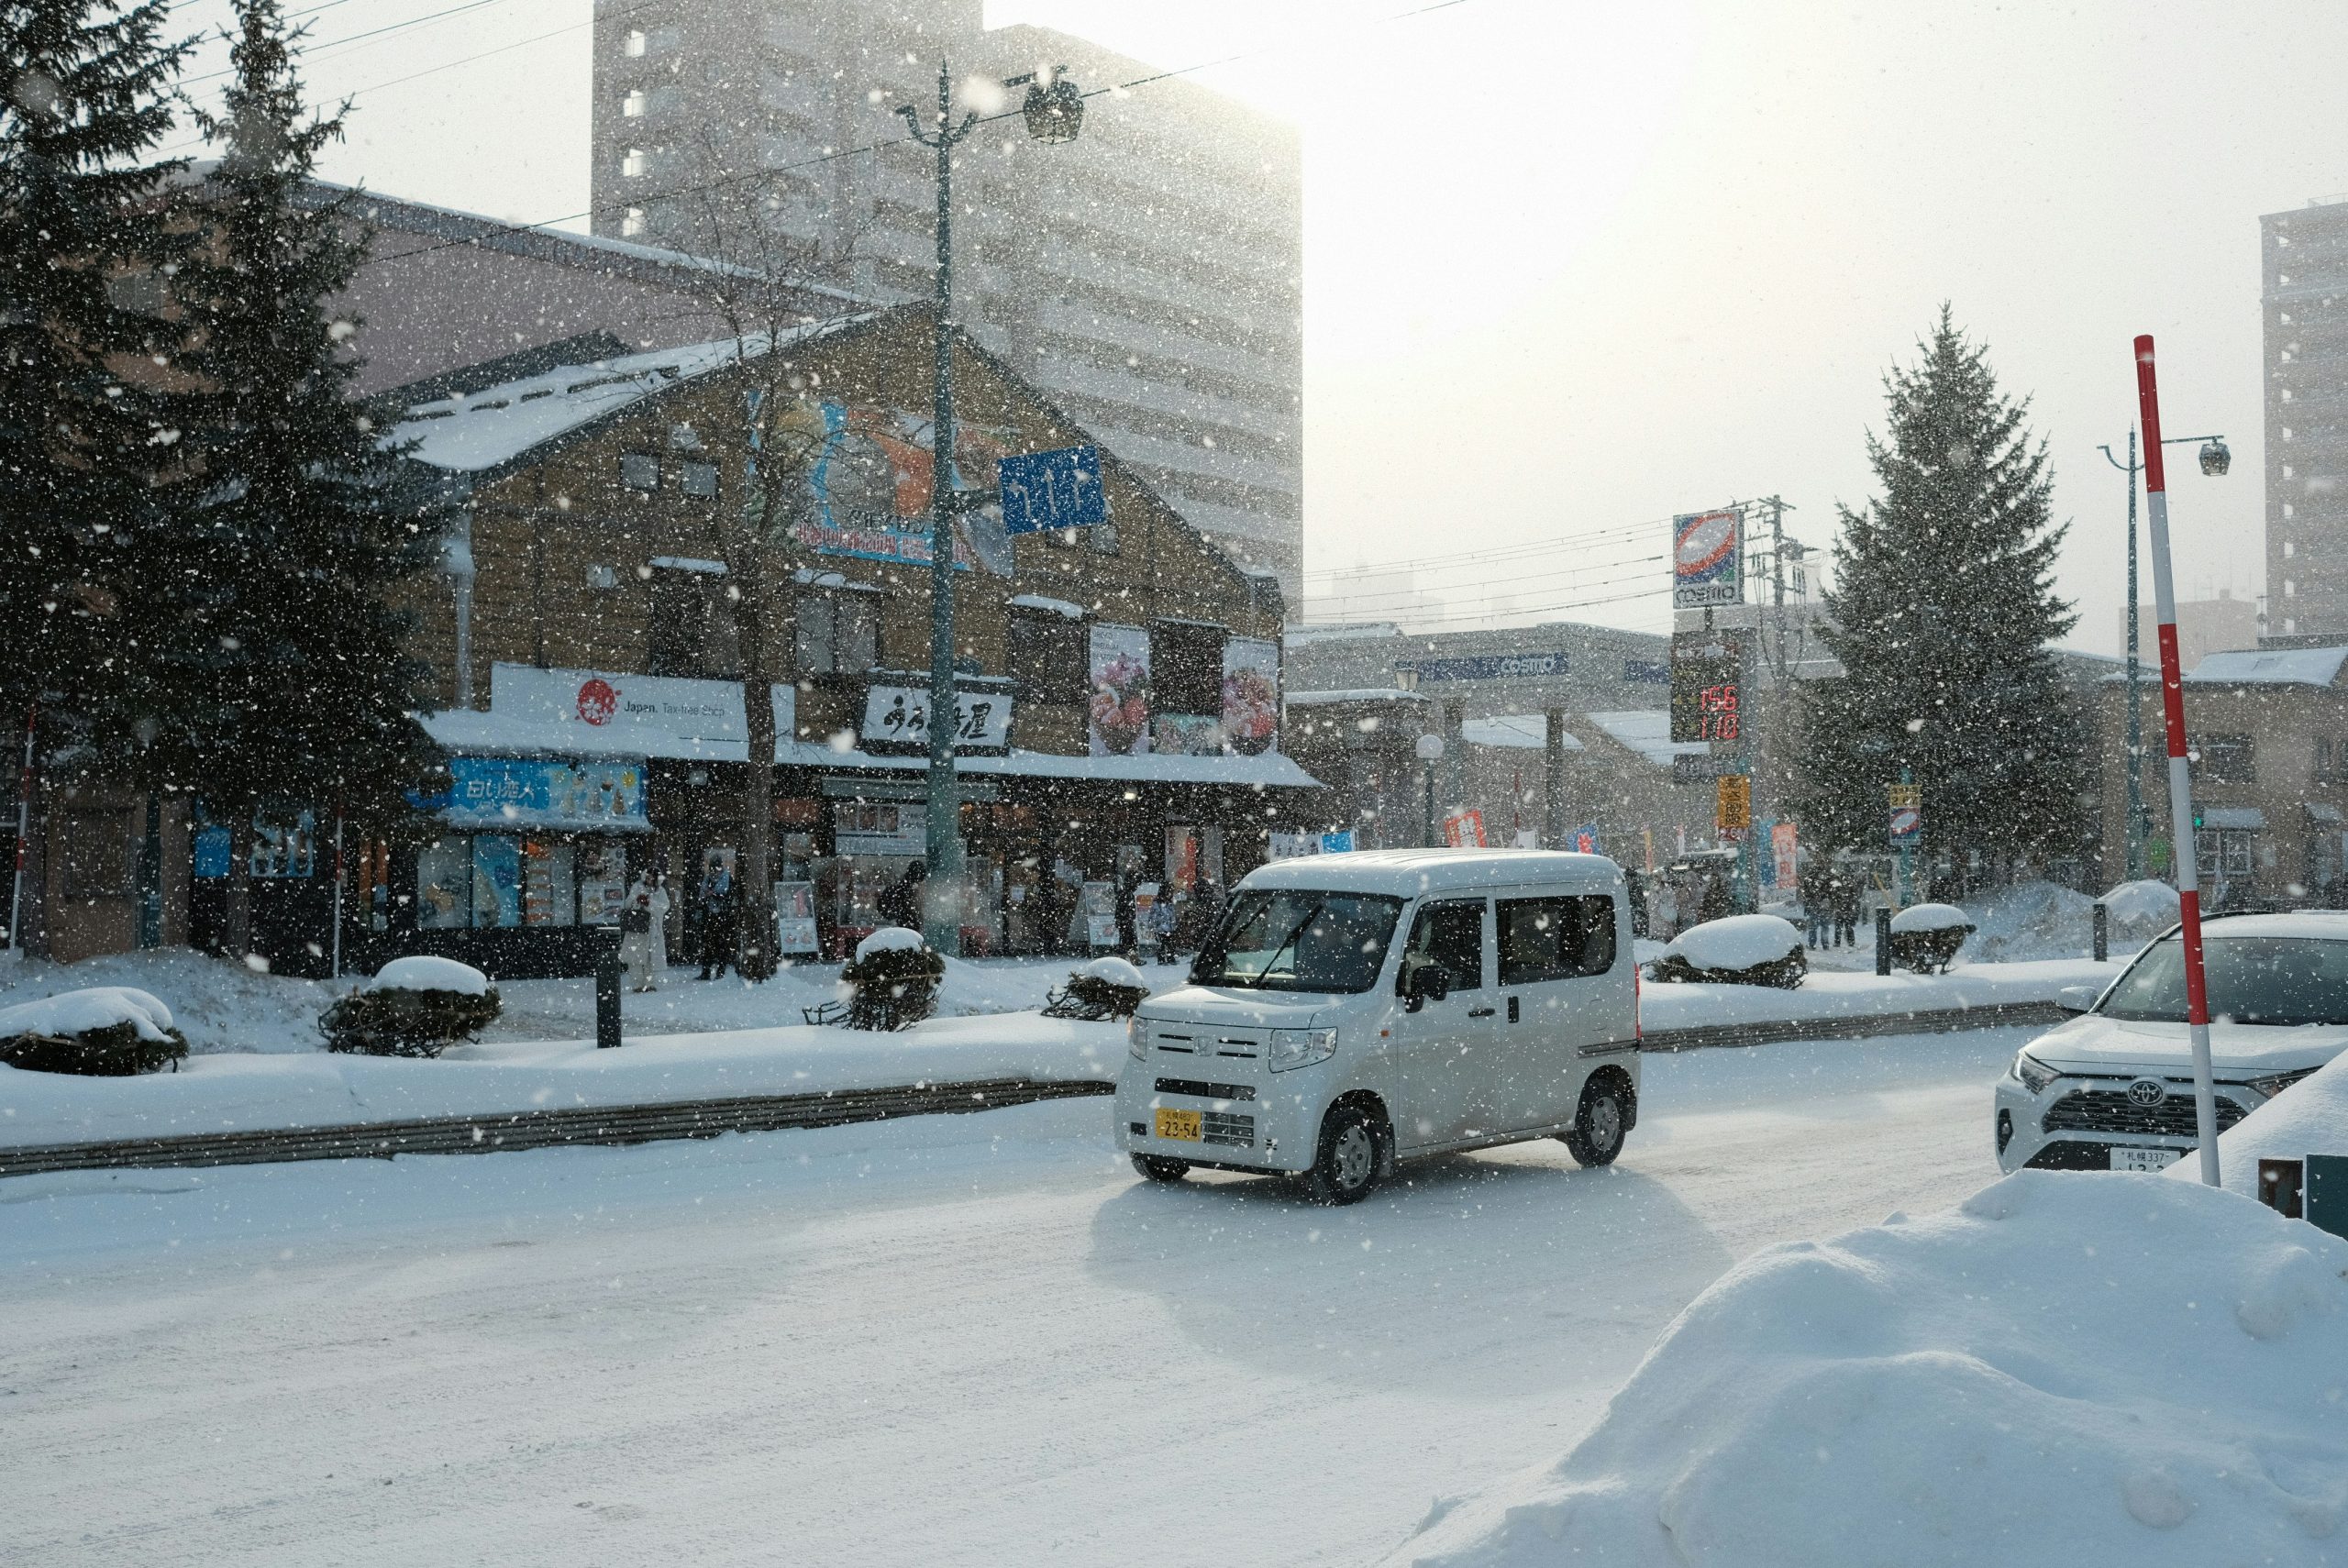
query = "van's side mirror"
xmin=2056 ymin=984 xmax=2099 ymax=1015
xmin=1401 ymin=959 xmax=1451 ymax=1012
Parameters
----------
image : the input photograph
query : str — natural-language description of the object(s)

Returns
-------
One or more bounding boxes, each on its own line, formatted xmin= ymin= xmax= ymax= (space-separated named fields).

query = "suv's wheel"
xmin=1562 ymin=1077 xmax=1629 ymax=1167
xmin=1307 ymin=1104 xmax=1384 ymax=1205
xmin=1131 ymin=1154 xmax=1191 ymax=1183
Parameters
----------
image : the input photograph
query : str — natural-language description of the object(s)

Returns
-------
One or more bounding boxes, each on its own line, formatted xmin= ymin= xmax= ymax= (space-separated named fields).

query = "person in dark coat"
xmin=697 ymin=865 xmax=740 ymax=980
xmin=1113 ymin=864 xmax=1139 ymax=958
xmin=1832 ymin=874 xmax=1861 ymax=948
xmin=877 ymin=861 xmax=927 ymax=932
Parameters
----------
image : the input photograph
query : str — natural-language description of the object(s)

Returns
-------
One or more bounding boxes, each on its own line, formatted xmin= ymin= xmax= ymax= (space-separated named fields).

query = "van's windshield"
xmin=1190 ymin=889 xmax=1404 ymax=993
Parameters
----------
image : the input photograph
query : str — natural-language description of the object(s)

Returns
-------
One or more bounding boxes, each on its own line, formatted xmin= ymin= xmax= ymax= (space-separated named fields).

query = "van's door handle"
xmin=1467 ymin=1006 xmax=1496 ymax=1018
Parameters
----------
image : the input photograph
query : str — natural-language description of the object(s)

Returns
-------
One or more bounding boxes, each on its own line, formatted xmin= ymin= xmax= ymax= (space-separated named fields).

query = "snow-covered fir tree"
xmin=0 ymin=0 xmax=194 ymax=752
xmin=1797 ymin=308 xmax=2083 ymax=878
xmin=137 ymin=0 xmax=438 ymax=937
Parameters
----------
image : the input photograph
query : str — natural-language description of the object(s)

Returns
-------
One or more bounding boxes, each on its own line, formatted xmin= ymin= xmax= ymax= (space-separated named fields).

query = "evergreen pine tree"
xmin=138 ymin=0 xmax=438 ymax=951
xmin=1797 ymin=308 xmax=2084 ymax=881
xmin=0 ymin=0 xmax=195 ymax=755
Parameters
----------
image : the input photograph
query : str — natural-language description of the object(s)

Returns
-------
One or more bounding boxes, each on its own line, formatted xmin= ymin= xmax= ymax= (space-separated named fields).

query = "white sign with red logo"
xmin=1671 ymin=508 xmax=1744 ymax=609
xmin=488 ymin=664 xmax=794 ymax=758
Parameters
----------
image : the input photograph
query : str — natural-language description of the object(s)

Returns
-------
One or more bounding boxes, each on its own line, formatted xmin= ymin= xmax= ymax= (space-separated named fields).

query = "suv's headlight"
xmin=1127 ymin=1015 xmax=1149 ymax=1060
xmin=2011 ymin=1050 xmax=2060 ymax=1094
xmin=2246 ymin=1066 xmax=2320 ymax=1099
xmin=1269 ymin=1027 xmax=1337 ymax=1073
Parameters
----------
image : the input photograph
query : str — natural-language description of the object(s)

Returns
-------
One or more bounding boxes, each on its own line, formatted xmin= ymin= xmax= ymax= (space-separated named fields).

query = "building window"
xmin=623 ymin=28 xmax=647 ymax=56
xmin=796 ymin=591 xmax=881 ymax=675
xmin=105 ymin=269 xmax=170 ymax=318
xmin=648 ymin=569 xmax=740 ymax=679
xmin=61 ymin=812 xmax=131 ymax=898
xmin=619 ymin=451 xmax=660 ymax=491
xmin=621 ymin=206 xmax=647 ymax=237
xmin=679 ymin=458 xmax=719 ymax=498
xmin=417 ymin=835 xmax=628 ymax=930
xmin=622 ymin=89 xmax=647 ymax=117
xmin=1152 ymin=620 xmax=1227 ymax=715
xmin=2195 ymin=734 xmax=2255 ymax=783
xmin=1008 ymin=610 xmax=1087 ymax=702
xmin=622 ymin=147 xmax=648 ymax=179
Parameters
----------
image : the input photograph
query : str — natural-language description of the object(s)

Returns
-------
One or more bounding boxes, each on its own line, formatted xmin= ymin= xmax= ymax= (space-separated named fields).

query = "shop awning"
xmin=2201 ymin=806 xmax=2266 ymax=830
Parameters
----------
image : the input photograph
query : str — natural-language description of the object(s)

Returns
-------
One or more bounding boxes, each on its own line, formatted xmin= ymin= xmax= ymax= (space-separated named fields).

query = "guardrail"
xmin=0 ymin=1001 xmax=2069 ymax=1180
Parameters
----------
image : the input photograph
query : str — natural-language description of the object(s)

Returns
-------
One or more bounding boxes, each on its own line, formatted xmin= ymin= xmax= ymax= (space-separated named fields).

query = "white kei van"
xmin=1114 ymin=848 xmax=1641 ymax=1204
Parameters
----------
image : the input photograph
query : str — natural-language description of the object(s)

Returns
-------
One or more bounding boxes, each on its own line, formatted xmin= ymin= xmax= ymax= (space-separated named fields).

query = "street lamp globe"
xmin=1415 ymin=733 xmax=1445 ymax=763
xmin=1022 ymin=72 xmax=1083 ymax=143
xmin=2198 ymin=438 xmax=2231 ymax=478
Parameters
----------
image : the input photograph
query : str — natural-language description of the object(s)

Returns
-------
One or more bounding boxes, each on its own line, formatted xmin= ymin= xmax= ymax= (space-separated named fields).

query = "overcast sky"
xmin=166 ymin=0 xmax=2346 ymax=652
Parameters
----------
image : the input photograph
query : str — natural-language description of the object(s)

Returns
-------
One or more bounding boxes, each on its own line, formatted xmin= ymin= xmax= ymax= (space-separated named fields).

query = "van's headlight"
xmin=2010 ymin=1050 xmax=2059 ymax=1095
xmin=1127 ymin=1015 xmax=1149 ymax=1060
xmin=1269 ymin=1027 xmax=1337 ymax=1073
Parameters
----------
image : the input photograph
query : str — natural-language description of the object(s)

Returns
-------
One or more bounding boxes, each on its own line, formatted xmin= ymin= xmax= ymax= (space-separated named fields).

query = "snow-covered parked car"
xmin=1994 ymin=910 xmax=2348 ymax=1174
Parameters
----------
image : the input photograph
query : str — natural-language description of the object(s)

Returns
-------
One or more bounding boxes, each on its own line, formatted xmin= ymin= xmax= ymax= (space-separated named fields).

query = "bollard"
xmin=2092 ymin=901 xmax=2109 ymax=963
xmin=1875 ymin=906 xmax=1892 ymax=976
xmin=596 ymin=929 xmax=623 ymax=1049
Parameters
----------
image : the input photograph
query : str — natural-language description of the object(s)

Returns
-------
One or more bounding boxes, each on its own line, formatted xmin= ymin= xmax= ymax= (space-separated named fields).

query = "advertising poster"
xmin=1087 ymin=624 xmax=1152 ymax=756
xmin=1671 ymin=508 xmax=1743 ymax=609
xmin=780 ymin=400 xmax=1014 ymax=576
xmin=774 ymin=880 xmax=820 ymax=955
xmin=1220 ymin=638 xmax=1280 ymax=756
xmin=439 ymin=756 xmax=648 ymax=830
xmin=1151 ymin=713 xmax=1224 ymax=756
xmin=249 ymin=812 xmax=316 ymax=878
xmin=471 ymin=835 xmax=522 ymax=928
xmin=1442 ymin=809 xmax=1488 ymax=849
xmin=1772 ymin=822 xmax=1800 ymax=889
xmin=1165 ymin=825 xmax=1199 ymax=894
xmin=1080 ymin=880 xmax=1118 ymax=947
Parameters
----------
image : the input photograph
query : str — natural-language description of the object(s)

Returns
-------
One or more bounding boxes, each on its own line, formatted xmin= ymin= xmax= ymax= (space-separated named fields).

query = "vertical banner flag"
xmin=1772 ymin=822 xmax=1799 ymax=889
xmin=1672 ymin=508 xmax=1744 ymax=609
xmin=1715 ymin=776 xmax=1751 ymax=836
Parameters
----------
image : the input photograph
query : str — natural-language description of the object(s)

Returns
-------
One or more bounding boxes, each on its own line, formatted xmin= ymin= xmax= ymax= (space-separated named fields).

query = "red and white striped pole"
xmin=2133 ymin=335 xmax=2221 ymax=1187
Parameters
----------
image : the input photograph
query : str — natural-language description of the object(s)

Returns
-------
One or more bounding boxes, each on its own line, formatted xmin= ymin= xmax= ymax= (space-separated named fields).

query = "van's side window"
xmin=1402 ymin=900 xmax=1484 ymax=990
xmin=1497 ymin=895 xmax=1616 ymax=984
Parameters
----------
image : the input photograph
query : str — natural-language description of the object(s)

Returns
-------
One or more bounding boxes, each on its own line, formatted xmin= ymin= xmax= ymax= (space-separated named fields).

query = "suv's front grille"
xmin=2042 ymin=1089 xmax=2247 ymax=1138
xmin=1202 ymin=1110 xmax=1256 ymax=1148
xmin=1156 ymin=1077 xmax=1256 ymax=1102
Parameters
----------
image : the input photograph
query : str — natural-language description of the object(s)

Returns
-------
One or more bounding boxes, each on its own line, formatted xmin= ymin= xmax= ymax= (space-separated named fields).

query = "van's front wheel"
xmin=1131 ymin=1154 xmax=1191 ymax=1183
xmin=1562 ymin=1077 xmax=1629 ymax=1167
xmin=1307 ymin=1104 xmax=1384 ymax=1206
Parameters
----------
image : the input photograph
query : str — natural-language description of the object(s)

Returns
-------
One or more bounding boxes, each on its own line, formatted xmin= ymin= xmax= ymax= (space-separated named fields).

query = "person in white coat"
xmin=619 ymin=871 xmax=670 ymax=992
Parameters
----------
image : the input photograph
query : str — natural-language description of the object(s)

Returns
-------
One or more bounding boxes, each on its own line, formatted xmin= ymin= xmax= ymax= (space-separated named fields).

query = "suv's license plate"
xmin=2111 ymin=1146 xmax=2181 ymax=1173
xmin=1155 ymin=1108 xmax=1202 ymax=1142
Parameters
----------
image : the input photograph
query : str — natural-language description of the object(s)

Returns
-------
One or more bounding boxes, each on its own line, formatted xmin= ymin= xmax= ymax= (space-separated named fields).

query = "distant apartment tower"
xmin=2263 ymin=195 xmax=2348 ymax=640
xmin=588 ymin=0 xmax=1304 ymax=601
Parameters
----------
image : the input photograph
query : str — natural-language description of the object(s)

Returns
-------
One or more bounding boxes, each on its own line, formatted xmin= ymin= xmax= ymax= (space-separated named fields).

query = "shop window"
xmin=797 ymin=591 xmax=881 ymax=675
xmin=619 ymin=451 xmax=660 ymax=491
xmin=679 ymin=458 xmax=719 ymax=498
xmin=61 ymin=812 xmax=131 ymax=898
xmin=648 ymin=569 xmax=740 ymax=679
xmin=1008 ymin=610 xmax=1087 ymax=702
xmin=2195 ymin=733 xmax=2254 ymax=783
xmin=1496 ymin=894 xmax=1616 ymax=984
xmin=1152 ymin=620 xmax=1227 ymax=715
xmin=418 ymin=834 xmax=628 ymax=929
xmin=416 ymin=837 xmax=471 ymax=929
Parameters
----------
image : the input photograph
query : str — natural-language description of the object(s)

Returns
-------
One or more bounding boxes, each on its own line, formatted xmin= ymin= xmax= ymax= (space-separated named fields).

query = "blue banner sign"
xmin=1000 ymin=445 xmax=1108 ymax=536
xmin=419 ymin=756 xmax=650 ymax=831
xmin=1399 ymin=651 xmax=1566 ymax=683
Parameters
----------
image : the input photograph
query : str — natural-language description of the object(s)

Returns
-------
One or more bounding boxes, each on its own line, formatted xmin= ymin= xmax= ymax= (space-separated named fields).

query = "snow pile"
xmin=2176 ymin=1048 xmax=2348 ymax=1198
xmin=1077 ymin=955 xmax=1148 ymax=989
xmin=2102 ymin=879 xmax=2183 ymax=947
xmin=1958 ymin=880 xmax=2093 ymax=963
xmin=0 ymin=988 xmax=176 ymax=1043
xmin=1664 ymin=915 xmax=1803 ymax=972
xmin=1889 ymin=901 xmax=1971 ymax=933
xmin=363 ymin=955 xmax=490 ymax=996
xmin=855 ymin=926 xmax=927 ymax=961
xmin=1392 ymin=1171 xmax=2348 ymax=1568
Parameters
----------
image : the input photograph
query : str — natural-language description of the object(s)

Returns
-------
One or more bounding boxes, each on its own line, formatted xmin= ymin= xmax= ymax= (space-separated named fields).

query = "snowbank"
xmin=1392 ymin=1171 xmax=2348 ymax=1567
xmin=364 ymin=955 xmax=490 ymax=996
xmin=1635 ymin=958 xmax=2117 ymax=1032
xmin=855 ymin=926 xmax=927 ymax=960
xmin=1957 ymin=880 xmax=2092 ymax=963
xmin=1889 ymin=900 xmax=1970 ymax=933
xmin=0 ymin=988 xmax=176 ymax=1043
xmin=2176 ymin=1047 xmax=2348 ymax=1198
xmin=1663 ymin=915 xmax=1801 ymax=972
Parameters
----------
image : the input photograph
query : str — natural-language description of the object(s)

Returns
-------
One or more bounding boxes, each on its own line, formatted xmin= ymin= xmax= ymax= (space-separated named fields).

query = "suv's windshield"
xmin=2099 ymin=934 xmax=2348 ymax=1027
xmin=1191 ymin=890 xmax=1404 ymax=993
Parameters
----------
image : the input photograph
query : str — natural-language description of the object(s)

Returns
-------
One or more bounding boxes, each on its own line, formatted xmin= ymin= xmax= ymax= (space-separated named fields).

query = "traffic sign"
xmin=1716 ymin=775 xmax=1751 ymax=834
xmin=999 ymin=445 xmax=1106 ymax=536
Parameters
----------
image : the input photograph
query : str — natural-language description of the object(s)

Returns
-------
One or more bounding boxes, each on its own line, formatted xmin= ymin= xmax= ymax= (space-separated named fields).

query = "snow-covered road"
xmin=2 ymin=1027 xmax=2033 ymax=1567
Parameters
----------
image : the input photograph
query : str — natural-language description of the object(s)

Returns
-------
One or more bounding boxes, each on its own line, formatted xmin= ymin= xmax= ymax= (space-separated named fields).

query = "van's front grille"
xmin=1156 ymin=1077 xmax=1257 ymax=1102
xmin=2042 ymin=1089 xmax=2248 ymax=1138
xmin=1202 ymin=1110 xmax=1257 ymax=1148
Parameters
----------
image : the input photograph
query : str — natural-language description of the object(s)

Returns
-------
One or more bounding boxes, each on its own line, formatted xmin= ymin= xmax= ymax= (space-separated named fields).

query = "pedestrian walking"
xmin=618 ymin=871 xmax=670 ymax=992
xmin=697 ymin=863 xmax=739 ymax=980
xmin=1803 ymin=872 xmax=1832 ymax=949
xmin=876 ymin=860 xmax=927 ymax=932
xmin=1833 ymin=874 xmax=1861 ymax=948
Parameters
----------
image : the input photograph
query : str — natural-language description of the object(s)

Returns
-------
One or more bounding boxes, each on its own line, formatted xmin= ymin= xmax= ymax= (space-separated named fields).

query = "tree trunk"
xmin=225 ymin=815 xmax=253 ymax=959
xmin=733 ymin=486 xmax=778 ymax=983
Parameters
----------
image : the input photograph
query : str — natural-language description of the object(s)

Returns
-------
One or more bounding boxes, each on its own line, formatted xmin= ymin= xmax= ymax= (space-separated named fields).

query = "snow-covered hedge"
xmin=1888 ymin=901 xmax=1975 ymax=974
xmin=1396 ymin=1171 xmax=2348 ymax=1567
xmin=838 ymin=927 xmax=945 ymax=1032
xmin=1648 ymin=915 xmax=1806 ymax=989
xmin=318 ymin=958 xmax=501 ymax=1057
xmin=2101 ymin=878 xmax=2183 ymax=949
xmin=0 ymin=987 xmax=189 ymax=1076
xmin=1043 ymin=955 xmax=1152 ymax=1021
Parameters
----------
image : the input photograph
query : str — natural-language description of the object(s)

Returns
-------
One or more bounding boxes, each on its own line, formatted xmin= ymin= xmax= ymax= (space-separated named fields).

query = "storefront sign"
xmin=1672 ymin=508 xmax=1743 ymax=609
xmin=1222 ymin=638 xmax=1280 ymax=756
xmin=859 ymin=681 xmax=1013 ymax=755
xmin=835 ymin=801 xmax=926 ymax=857
xmin=488 ymin=664 xmax=793 ymax=758
xmin=437 ymin=756 xmax=649 ymax=831
xmin=1399 ymin=651 xmax=1566 ymax=683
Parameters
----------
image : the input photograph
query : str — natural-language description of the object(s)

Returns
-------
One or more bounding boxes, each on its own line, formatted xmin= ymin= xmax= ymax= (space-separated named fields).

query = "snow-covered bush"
xmin=839 ymin=927 xmax=945 ymax=1032
xmin=0 ymin=988 xmax=188 ymax=1076
xmin=318 ymin=956 xmax=500 ymax=1057
xmin=1043 ymin=955 xmax=1151 ymax=1021
xmin=2101 ymin=878 xmax=2182 ymax=950
xmin=1888 ymin=901 xmax=1975 ymax=973
xmin=1647 ymin=915 xmax=1806 ymax=988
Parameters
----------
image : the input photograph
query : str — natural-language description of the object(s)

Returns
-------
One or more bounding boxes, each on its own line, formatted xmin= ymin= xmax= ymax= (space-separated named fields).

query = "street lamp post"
xmin=2098 ymin=430 xmax=2229 ymax=882
xmin=898 ymin=62 xmax=1082 ymax=955
xmin=1416 ymin=732 xmax=1445 ymax=846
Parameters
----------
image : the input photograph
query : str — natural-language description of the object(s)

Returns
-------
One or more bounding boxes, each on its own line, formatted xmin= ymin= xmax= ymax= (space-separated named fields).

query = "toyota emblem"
xmin=2126 ymin=1078 xmax=2167 ymax=1109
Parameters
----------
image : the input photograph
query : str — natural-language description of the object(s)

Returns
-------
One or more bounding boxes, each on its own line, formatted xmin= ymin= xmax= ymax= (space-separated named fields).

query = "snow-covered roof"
xmin=384 ymin=316 xmax=874 ymax=475
xmin=1282 ymin=622 xmax=1401 ymax=646
xmin=1285 ymin=689 xmax=1427 ymax=706
xmin=1585 ymin=710 xmax=1707 ymax=767
xmin=792 ymin=568 xmax=884 ymax=593
xmin=1461 ymin=713 xmax=1583 ymax=751
xmin=2184 ymin=646 xmax=2348 ymax=686
xmin=1007 ymin=593 xmax=1087 ymax=620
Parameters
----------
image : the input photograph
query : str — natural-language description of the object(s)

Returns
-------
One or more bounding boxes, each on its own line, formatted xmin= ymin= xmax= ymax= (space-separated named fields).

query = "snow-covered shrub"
xmin=1647 ymin=915 xmax=1807 ymax=988
xmin=1888 ymin=902 xmax=1975 ymax=974
xmin=839 ymin=926 xmax=945 ymax=1032
xmin=0 ymin=988 xmax=188 ymax=1076
xmin=318 ymin=956 xmax=500 ymax=1057
xmin=2100 ymin=878 xmax=2182 ymax=950
xmin=1043 ymin=955 xmax=1151 ymax=1020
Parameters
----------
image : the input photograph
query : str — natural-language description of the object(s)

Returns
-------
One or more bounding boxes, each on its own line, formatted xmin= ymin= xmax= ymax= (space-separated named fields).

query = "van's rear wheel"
xmin=1307 ymin=1104 xmax=1384 ymax=1206
xmin=1131 ymin=1154 xmax=1191 ymax=1184
xmin=1562 ymin=1078 xmax=1628 ymax=1167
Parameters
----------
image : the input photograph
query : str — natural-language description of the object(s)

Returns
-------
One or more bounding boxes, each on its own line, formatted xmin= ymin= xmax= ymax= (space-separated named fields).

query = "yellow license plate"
xmin=1155 ymin=1108 xmax=1202 ymax=1142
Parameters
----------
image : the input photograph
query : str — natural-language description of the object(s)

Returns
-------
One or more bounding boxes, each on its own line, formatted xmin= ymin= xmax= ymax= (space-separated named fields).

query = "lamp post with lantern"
xmin=2097 ymin=430 xmax=2230 ymax=882
xmin=896 ymin=62 xmax=1084 ymax=954
xmin=1416 ymin=732 xmax=1445 ymax=847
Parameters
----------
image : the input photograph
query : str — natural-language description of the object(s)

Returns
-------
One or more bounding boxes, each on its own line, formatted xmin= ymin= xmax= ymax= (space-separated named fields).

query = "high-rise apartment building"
xmin=588 ymin=0 xmax=1303 ymax=601
xmin=2262 ymin=195 xmax=2348 ymax=641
